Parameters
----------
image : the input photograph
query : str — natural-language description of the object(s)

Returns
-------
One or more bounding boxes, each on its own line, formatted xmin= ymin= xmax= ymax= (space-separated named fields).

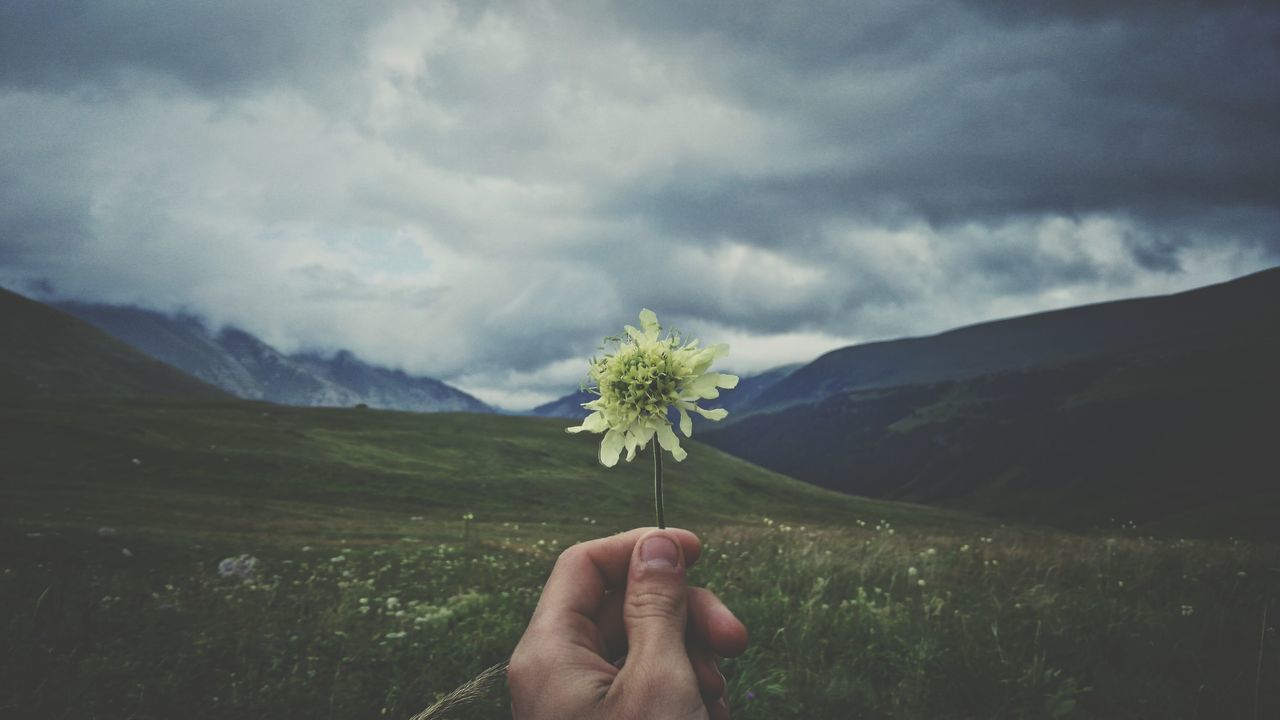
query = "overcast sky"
xmin=2 ymin=1 xmax=1278 ymax=409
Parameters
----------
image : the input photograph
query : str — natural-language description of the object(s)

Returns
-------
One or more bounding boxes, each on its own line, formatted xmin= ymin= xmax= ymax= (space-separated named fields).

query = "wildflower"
xmin=907 ymin=566 xmax=919 ymax=577
xmin=917 ymin=579 xmax=926 ymax=587
xmin=217 ymin=554 xmax=259 ymax=581
xmin=1180 ymin=604 xmax=1194 ymax=617
xmin=567 ymin=310 xmax=737 ymax=528
xmin=567 ymin=309 xmax=738 ymax=467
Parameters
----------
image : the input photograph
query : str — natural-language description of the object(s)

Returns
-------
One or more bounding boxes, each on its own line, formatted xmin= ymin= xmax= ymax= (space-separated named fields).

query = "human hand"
xmin=509 ymin=527 xmax=748 ymax=720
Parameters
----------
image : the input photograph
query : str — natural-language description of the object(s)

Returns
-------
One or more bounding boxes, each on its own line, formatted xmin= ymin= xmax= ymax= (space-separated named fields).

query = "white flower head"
xmin=568 ymin=309 xmax=739 ymax=467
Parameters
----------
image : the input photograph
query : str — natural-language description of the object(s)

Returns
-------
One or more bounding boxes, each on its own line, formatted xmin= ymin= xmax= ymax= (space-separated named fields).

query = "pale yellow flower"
xmin=567 ymin=309 xmax=738 ymax=467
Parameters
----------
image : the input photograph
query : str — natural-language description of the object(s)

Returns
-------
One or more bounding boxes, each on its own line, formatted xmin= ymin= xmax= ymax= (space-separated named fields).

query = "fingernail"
xmin=640 ymin=535 xmax=680 ymax=569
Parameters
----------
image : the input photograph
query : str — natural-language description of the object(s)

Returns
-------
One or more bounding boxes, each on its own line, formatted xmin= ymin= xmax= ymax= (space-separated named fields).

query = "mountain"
xmin=54 ymin=302 xmax=490 ymax=413
xmin=529 ymin=364 xmax=801 ymax=420
xmin=531 ymin=389 xmax=594 ymax=419
xmin=701 ymin=268 xmax=1280 ymax=535
xmin=743 ymin=268 xmax=1280 ymax=416
xmin=0 ymin=288 xmax=226 ymax=400
xmin=290 ymin=350 xmax=488 ymax=413
xmin=710 ymin=363 xmax=801 ymax=414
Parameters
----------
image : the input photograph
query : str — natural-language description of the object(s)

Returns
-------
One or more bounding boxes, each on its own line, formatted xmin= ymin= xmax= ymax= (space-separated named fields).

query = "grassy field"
xmin=2 ymin=398 xmax=1278 ymax=718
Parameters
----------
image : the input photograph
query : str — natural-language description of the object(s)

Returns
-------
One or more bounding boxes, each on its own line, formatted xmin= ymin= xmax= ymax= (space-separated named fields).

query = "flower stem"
xmin=653 ymin=442 xmax=665 ymax=529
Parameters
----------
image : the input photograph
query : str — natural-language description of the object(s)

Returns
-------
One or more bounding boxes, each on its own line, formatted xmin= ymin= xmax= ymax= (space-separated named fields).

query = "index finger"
xmin=528 ymin=527 xmax=702 ymax=633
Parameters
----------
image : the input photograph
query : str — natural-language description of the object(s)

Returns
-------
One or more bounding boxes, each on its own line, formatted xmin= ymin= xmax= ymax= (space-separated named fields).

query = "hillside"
xmin=0 ymin=288 xmax=226 ymax=400
xmin=745 ymin=267 xmax=1280 ymax=415
xmin=0 ymin=397 xmax=975 ymax=539
xmin=702 ymin=269 xmax=1280 ymax=535
xmin=708 ymin=363 xmax=800 ymax=413
xmin=55 ymin=301 xmax=490 ymax=413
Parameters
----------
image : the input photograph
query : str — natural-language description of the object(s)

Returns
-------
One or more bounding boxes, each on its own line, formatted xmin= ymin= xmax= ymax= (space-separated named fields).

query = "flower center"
xmin=595 ymin=343 xmax=682 ymax=419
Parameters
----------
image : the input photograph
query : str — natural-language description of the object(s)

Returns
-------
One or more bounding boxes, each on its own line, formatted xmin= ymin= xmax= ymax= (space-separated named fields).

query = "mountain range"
xmin=50 ymin=301 xmax=490 ymax=413
xmin=698 ymin=268 xmax=1280 ymax=534
xmin=7 ymin=267 xmax=1278 ymax=535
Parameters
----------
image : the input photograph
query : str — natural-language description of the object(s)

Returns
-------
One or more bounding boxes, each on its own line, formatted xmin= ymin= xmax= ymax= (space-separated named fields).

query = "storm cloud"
xmin=2 ymin=0 xmax=1277 ymax=408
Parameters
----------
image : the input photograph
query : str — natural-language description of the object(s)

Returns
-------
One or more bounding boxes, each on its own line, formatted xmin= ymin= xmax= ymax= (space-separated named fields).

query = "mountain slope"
xmin=531 ymin=389 xmax=594 ymax=419
xmin=702 ymin=269 xmax=1280 ymax=535
xmin=710 ymin=364 xmax=800 ymax=414
xmin=746 ymin=268 xmax=1280 ymax=416
xmin=0 ymin=288 xmax=226 ymax=400
xmin=55 ymin=302 xmax=489 ymax=413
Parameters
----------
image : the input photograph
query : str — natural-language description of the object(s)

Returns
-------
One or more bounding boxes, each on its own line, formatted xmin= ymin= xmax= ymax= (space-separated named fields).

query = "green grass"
xmin=2 ymin=398 xmax=1278 ymax=718
xmin=0 ymin=397 xmax=971 ymax=538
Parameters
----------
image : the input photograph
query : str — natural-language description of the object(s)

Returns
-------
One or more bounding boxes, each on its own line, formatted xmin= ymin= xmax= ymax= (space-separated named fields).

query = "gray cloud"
xmin=1 ymin=1 xmax=1278 ymax=408
xmin=0 ymin=0 xmax=406 ymax=95
xmin=604 ymin=0 xmax=1280 ymax=229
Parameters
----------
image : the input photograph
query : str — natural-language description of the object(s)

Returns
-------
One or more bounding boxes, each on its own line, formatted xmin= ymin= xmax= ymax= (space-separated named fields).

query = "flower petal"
xmin=638 ymin=309 xmax=660 ymax=341
xmin=655 ymin=423 xmax=688 ymax=462
xmin=716 ymin=374 xmax=739 ymax=389
xmin=599 ymin=429 xmax=624 ymax=467
xmin=693 ymin=405 xmax=728 ymax=421
xmin=678 ymin=407 xmax=693 ymax=437
xmin=567 ymin=411 xmax=607 ymax=434
xmin=624 ymin=429 xmax=639 ymax=462
xmin=636 ymin=424 xmax=656 ymax=449
xmin=688 ymin=373 xmax=721 ymax=399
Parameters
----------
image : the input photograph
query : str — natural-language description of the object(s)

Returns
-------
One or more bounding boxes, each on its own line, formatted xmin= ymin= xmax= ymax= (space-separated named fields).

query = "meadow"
xmin=2 ymin=399 xmax=1278 ymax=718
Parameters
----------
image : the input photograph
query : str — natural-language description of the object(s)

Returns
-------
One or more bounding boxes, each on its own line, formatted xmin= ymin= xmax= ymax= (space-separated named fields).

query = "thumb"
xmin=623 ymin=530 xmax=691 ymax=663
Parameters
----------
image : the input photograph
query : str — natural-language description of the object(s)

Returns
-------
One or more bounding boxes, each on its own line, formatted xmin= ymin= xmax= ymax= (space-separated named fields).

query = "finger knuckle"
xmin=626 ymin=586 xmax=684 ymax=621
xmin=554 ymin=543 xmax=585 ymax=569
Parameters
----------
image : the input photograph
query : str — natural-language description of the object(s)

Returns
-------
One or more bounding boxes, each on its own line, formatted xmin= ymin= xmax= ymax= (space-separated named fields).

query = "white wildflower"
xmin=567 ymin=309 xmax=738 ymax=466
